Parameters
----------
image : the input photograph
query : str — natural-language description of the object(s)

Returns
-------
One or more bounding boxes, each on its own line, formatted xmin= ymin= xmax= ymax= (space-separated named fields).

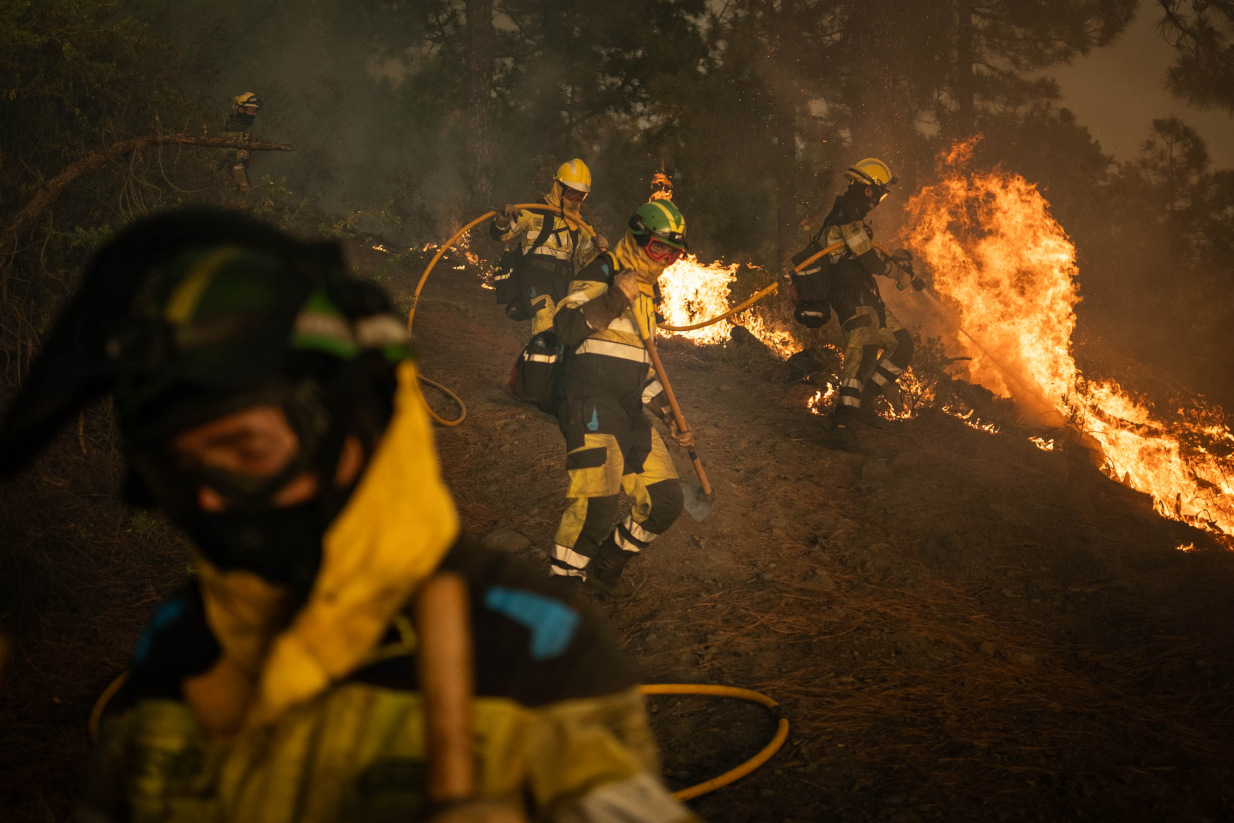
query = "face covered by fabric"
xmin=117 ymin=247 xmax=373 ymax=597
xmin=544 ymin=180 xmax=585 ymax=221
xmin=0 ymin=210 xmax=461 ymax=735
xmin=99 ymin=220 xmax=458 ymax=732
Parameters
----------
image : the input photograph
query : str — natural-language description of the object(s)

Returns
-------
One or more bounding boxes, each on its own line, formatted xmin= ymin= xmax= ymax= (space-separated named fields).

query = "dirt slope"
xmin=400 ymin=248 xmax=1234 ymax=823
xmin=3 ymin=242 xmax=1233 ymax=823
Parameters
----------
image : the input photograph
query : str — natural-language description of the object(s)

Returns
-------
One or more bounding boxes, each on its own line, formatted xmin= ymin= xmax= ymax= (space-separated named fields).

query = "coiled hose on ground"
xmin=87 ymin=672 xmax=788 ymax=802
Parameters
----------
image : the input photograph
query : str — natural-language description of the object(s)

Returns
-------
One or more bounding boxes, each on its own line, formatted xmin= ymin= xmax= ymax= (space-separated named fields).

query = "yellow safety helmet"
xmin=845 ymin=157 xmax=895 ymax=187
xmin=233 ymin=92 xmax=263 ymax=110
xmin=554 ymin=158 xmax=592 ymax=194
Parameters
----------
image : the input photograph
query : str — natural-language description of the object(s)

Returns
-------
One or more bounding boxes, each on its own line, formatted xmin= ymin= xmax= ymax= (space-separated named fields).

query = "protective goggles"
xmin=559 ymin=184 xmax=588 ymax=202
xmin=645 ymin=238 xmax=685 ymax=264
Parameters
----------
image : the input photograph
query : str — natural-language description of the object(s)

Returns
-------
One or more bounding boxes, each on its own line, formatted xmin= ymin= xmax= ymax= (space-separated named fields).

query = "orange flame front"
xmin=906 ymin=143 xmax=1234 ymax=542
xmin=658 ymin=255 xmax=801 ymax=358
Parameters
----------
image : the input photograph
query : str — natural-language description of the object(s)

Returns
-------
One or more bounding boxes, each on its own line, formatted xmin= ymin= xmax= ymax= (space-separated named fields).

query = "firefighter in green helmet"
xmin=548 ymin=200 xmax=695 ymax=598
xmin=0 ymin=209 xmax=698 ymax=823
xmin=788 ymin=157 xmax=924 ymax=451
xmin=491 ymin=159 xmax=608 ymax=333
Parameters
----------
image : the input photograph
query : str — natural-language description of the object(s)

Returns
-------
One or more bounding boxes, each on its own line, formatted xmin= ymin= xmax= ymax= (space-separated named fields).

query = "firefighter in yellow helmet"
xmin=548 ymin=200 xmax=694 ymax=598
xmin=0 ymin=209 xmax=699 ymax=823
xmin=788 ymin=157 xmax=925 ymax=451
xmin=223 ymin=92 xmax=262 ymax=194
xmin=491 ymin=159 xmax=609 ymax=334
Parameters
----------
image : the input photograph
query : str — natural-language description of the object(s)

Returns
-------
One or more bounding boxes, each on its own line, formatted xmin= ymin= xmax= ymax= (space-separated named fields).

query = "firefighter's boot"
xmin=822 ymin=419 xmax=862 ymax=452
xmin=588 ymin=537 xmax=637 ymax=601
xmin=855 ymin=397 xmax=892 ymax=429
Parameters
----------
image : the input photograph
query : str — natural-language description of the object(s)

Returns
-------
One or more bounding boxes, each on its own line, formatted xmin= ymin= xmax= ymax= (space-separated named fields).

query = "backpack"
xmin=506 ymin=252 xmax=618 ymax=414
xmin=789 ymin=237 xmax=833 ymax=304
xmin=507 ymin=330 xmax=567 ymax=414
xmin=494 ymin=212 xmax=561 ymax=321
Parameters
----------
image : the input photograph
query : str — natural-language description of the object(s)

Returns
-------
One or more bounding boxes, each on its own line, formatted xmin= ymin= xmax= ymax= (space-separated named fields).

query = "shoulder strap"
xmin=526 ymin=212 xmax=555 ymax=256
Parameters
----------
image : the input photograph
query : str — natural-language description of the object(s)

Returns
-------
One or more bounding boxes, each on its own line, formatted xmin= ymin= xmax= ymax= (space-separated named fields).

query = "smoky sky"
xmin=1045 ymin=7 xmax=1234 ymax=169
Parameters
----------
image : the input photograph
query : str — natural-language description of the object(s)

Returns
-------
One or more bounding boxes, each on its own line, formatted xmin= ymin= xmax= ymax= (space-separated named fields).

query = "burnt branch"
xmin=4 ymin=135 xmax=294 ymax=249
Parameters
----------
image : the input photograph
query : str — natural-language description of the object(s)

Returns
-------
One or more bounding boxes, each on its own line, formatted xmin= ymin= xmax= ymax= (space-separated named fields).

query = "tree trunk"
xmin=774 ymin=0 xmax=801 ymax=265
xmin=953 ymin=0 xmax=976 ymax=137
xmin=463 ymin=0 xmax=495 ymax=213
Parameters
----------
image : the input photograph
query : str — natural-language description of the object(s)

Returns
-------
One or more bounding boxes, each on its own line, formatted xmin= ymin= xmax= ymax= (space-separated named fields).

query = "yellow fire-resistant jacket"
xmin=78 ymin=365 xmax=695 ymax=823
xmin=494 ymin=196 xmax=598 ymax=277
xmin=80 ymin=544 xmax=697 ymax=823
xmin=551 ymin=239 xmax=670 ymax=418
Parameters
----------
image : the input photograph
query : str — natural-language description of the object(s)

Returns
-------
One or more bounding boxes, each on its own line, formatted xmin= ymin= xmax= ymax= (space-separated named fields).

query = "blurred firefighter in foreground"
xmin=0 ymin=209 xmax=697 ymax=823
xmin=491 ymin=159 xmax=608 ymax=333
xmin=223 ymin=92 xmax=262 ymax=193
xmin=548 ymin=201 xmax=694 ymax=598
xmin=788 ymin=157 xmax=924 ymax=451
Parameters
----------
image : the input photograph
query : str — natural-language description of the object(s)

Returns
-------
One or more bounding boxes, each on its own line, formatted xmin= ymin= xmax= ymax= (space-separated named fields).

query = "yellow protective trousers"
xmin=836 ymin=304 xmax=914 ymax=420
xmin=551 ymin=395 xmax=682 ymax=578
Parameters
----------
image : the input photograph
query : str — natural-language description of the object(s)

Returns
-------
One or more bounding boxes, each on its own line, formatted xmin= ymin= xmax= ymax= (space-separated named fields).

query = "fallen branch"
xmin=4 ymin=134 xmax=294 ymax=248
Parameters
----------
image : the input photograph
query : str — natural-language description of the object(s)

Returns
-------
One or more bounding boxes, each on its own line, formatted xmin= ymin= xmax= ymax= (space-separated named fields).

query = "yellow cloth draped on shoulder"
xmin=189 ymin=359 xmax=459 ymax=738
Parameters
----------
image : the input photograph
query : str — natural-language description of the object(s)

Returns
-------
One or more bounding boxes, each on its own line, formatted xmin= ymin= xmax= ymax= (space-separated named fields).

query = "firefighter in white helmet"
xmin=223 ymin=92 xmax=262 ymax=194
xmin=491 ymin=159 xmax=609 ymax=334
xmin=788 ymin=157 xmax=925 ymax=451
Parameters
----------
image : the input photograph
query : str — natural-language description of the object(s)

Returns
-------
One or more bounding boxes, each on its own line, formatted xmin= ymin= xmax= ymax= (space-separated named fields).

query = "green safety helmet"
xmin=0 ymin=208 xmax=408 ymax=477
xmin=628 ymin=200 xmax=688 ymax=251
xmin=0 ymin=209 xmax=412 ymax=589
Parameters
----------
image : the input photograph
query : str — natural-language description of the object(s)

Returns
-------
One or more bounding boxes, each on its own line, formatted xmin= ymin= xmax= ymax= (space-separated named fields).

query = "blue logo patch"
xmin=484 ymin=588 xmax=580 ymax=660
xmin=134 ymin=598 xmax=187 ymax=663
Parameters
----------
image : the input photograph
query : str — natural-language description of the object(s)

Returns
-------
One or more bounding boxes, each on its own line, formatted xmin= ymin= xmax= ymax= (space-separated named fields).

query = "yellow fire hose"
xmin=660 ymin=241 xmax=896 ymax=332
xmin=405 ymin=205 xmax=890 ymax=419
xmin=640 ymin=682 xmax=790 ymax=801
xmin=87 ymin=671 xmax=787 ymax=803
xmin=407 ymin=204 xmax=597 ymax=427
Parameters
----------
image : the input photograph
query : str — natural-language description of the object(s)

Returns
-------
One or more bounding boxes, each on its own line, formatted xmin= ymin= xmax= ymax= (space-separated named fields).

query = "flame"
xmin=906 ymin=142 xmax=1234 ymax=543
xmin=942 ymin=404 xmax=1000 ymax=435
xmin=808 ymin=384 xmax=837 ymax=416
xmin=658 ymin=255 xmax=801 ymax=358
xmin=650 ymin=171 xmax=673 ymax=201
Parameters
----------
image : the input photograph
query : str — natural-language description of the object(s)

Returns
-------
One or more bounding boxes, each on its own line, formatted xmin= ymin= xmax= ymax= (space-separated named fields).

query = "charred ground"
xmin=3 ymin=245 xmax=1234 ymax=822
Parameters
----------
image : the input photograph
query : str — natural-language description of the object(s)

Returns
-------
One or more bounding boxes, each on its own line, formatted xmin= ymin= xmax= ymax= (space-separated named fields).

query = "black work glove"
xmin=912 ymin=277 xmax=926 ymax=292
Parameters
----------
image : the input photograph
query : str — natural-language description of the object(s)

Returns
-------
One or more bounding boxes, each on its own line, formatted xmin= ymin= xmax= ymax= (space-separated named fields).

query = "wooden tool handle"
xmin=414 ymin=572 xmax=475 ymax=804
xmin=642 ymin=332 xmax=713 ymax=496
xmin=686 ymin=449 xmax=713 ymax=495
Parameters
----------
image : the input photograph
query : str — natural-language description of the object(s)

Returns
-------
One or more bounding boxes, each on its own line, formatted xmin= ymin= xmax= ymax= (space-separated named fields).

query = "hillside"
xmin=2 ymin=242 xmax=1234 ymax=823
xmin=403 ymin=249 xmax=1234 ymax=822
